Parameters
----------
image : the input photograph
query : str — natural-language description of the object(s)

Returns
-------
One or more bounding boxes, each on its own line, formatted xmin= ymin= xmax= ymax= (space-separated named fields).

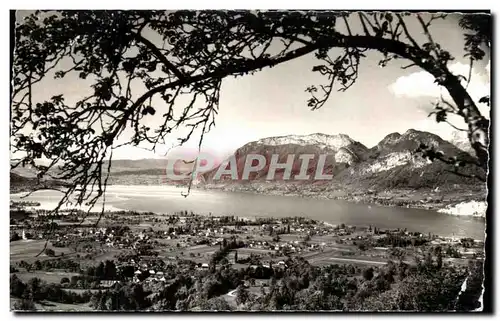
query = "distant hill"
xmin=10 ymin=172 xmax=35 ymax=185
xmin=102 ymin=158 xmax=194 ymax=185
xmin=103 ymin=159 xmax=169 ymax=172
xmin=10 ymin=172 xmax=70 ymax=193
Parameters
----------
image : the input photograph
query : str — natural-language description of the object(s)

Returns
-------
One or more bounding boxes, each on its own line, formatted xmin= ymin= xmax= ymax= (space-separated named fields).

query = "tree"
xmin=33 ymin=260 xmax=42 ymax=270
xmin=104 ymin=260 xmax=117 ymax=279
xmin=13 ymin=299 xmax=36 ymax=311
xmin=70 ymin=275 xmax=79 ymax=286
xmin=362 ymin=267 xmax=374 ymax=281
xmin=26 ymin=277 xmax=42 ymax=301
xmin=120 ymin=265 xmax=135 ymax=279
xmin=220 ymin=257 xmax=230 ymax=266
xmin=357 ymin=242 xmax=367 ymax=251
xmin=456 ymin=260 xmax=484 ymax=311
xmin=10 ymin=232 xmax=21 ymax=242
xmin=235 ymin=284 xmax=250 ymax=306
xmin=435 ymin=246 xmax=443 ymax=269
xmin=12 ymin=11 xmax=490 ymax=213
xmin=95 ymin=262 xmax=105 ymax=279
xmin=197 ymin=297 xmax=232 ymax=311
xmin=10 ymin=274 xmax=27 ymax=298
xmin=424 ymin=251 xmax=434 ymax=268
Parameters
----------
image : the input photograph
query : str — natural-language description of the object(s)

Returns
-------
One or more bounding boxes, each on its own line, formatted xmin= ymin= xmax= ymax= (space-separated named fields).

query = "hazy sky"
xmin=16 ymin=11 xmax=491 ymax=160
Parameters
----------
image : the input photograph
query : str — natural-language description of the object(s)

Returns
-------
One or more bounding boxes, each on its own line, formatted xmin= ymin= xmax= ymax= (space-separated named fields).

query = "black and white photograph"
xmin=9 ymin=8 xmax=491 ymax=312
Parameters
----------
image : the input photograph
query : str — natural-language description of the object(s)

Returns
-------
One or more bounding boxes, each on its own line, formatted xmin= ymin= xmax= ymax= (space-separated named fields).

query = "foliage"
xmin=373 ymin=233 xmax=428 ymax=248
xmin=10 ymin=274 xmax=92 ymax=305
xmin=18 ymin=258 xmax=81 ymax=272
xmin=362 ymin=267 xmax=374 ymax=281
xmin=90 ymin=283 xmax=150 ymax=311
xmin=455 ymin=260 xmax=484 ymax=311
xmin=235 ymin=284 xmax=251 ymax=305
xmin=10 ymin=251 xmax=475 ymax=311
xmin=13 ymin=299 xmax=36 ymax=311
xmin=10 ymin=231 xmax=21 ymax=242
xmin=459 ymin=14 xmax=491 ymax=60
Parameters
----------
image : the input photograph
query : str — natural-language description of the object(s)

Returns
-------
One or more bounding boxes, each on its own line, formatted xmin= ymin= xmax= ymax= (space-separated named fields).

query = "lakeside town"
xmin=10 ymin=201 xmax=484 ymax=311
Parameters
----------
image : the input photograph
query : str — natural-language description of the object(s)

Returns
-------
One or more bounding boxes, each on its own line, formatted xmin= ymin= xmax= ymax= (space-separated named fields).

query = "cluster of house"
xmin=245 ymin=239 xmax=326 ymax=255
xmin=132 ymin=269 xmax=167 ymax=283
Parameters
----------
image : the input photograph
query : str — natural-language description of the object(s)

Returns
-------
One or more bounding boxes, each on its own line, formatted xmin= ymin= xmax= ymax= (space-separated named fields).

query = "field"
xmin=11 ymin=240 xmax=71 ymax=263
xmin=10 ymin=239 xmax=83 ymax=265
xmin=90 ymin=248 xmax=123 ymax=262
xmin=157 ymin=244 xmax=221 ymax=264
xmin=13 ymin=271 xmax=81 ymax=284
xmin=62 ymin=288 xmax=101 ymax=294
xmin=10 ymin=298 xmax=93 ymax=312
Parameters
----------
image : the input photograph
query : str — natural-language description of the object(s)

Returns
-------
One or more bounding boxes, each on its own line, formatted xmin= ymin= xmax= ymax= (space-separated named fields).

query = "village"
xmin=10 ymin=204 xmax=484 ymax=294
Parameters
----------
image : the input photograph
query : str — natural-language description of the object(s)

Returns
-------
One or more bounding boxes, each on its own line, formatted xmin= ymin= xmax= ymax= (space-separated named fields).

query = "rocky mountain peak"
xmin=255 ymin=133 xmax=358 ymax=151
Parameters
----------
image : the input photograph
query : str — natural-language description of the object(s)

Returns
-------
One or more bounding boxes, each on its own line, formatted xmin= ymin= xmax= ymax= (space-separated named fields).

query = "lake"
xmin=11 ymin=185 xmax=485 ymax=239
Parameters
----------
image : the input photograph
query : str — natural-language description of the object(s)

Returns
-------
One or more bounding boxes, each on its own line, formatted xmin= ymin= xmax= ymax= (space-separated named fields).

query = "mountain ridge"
xmin=10 ymin=130 xmax=484 ymax=191
xmin=202 ymin=129 xmax=484 ymax=191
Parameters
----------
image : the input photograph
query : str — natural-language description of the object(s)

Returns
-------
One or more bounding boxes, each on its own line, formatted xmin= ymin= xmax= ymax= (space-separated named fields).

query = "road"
xmin=226 ymin=289 xmax=237 ymax=297
xmin=308 ymin=256 xmax=412 ymax=265
xmin=324 ymin=257 xmax=387 ymax=265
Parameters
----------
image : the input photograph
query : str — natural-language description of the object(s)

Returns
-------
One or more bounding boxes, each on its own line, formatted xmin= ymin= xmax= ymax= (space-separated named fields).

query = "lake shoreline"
xmin=12 ymin=182 xmax=488 ymax=219
xmin=11 ymin=183 xmax=486 ymax=239
xmin=197 ymin=184 xmax=487 ymax=218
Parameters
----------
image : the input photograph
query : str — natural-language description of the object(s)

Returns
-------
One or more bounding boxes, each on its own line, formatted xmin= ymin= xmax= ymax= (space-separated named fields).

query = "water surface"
xmin=11 ymin=185 xmax=485 ymax=239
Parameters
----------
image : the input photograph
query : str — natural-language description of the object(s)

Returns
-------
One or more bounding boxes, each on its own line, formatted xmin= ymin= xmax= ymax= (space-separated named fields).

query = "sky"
xmin=15 ymin=11 xmax=491 ymax=161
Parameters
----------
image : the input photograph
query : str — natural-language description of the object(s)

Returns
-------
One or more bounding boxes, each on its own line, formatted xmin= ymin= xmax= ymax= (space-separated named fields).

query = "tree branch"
xmin=131 ymin=32 xmax=187 ymax=81
xmin=357 ymin=13 xmax=372 ymax=36
xmin=342 ymin=16 xmax=353 ymax=36
xmin=401 ymin=63 xmax=417 ymax=69
xmin=396 ymin=14 xmax=421 ymax=49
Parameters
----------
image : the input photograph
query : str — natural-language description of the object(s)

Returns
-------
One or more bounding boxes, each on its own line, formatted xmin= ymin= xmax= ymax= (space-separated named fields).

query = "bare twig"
xmin=396 ymin=14 xmax=421 ymax=49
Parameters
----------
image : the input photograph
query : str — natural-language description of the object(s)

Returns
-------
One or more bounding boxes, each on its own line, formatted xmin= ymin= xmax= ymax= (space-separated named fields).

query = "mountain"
xmin=449 ymin=130 xmax=476 ymax=155
xmin=203 ymin=130 xmax=485 ymax=191
xmin=10 ymin=130 xmax=485 ymax=192
xmin=331 ymin=129 xmax=484 ymax=190
xmin=203 ymin=133 xmax=369 ymax=183
xmin=256 ymin=133 xmax=363 ymax=151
